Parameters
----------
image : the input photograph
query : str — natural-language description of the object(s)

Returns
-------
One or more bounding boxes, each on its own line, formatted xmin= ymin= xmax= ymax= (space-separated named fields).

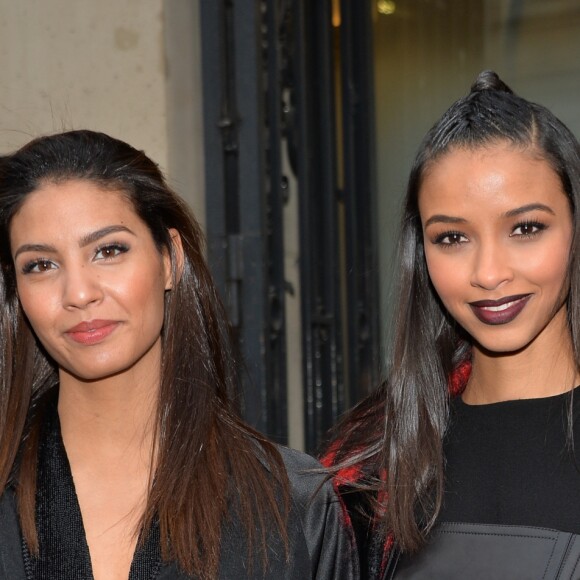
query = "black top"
xmin=0 ymin=404 xmax=359 ymax=580
xmin=339 ymin=388 xmax=580 ymax=579
xmin=439 ymin=387 xmax=580 ymax=533
xmin=22 ymin=408 xmax=162 ymax=580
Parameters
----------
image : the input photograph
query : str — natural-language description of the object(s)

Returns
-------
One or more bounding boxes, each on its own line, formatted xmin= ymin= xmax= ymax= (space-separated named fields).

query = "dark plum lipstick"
xmin=469 ymin=294 xmax=531 ymax=325
xmin=66 ymin=320 xmax=119 ymax=345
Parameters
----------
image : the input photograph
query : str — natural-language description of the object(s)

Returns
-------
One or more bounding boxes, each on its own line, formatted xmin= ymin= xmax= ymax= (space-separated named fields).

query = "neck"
xmin=57 ymin=359 xmax=160 ymax=466
xmin=463 ymin=312 xmax=579 ymax=405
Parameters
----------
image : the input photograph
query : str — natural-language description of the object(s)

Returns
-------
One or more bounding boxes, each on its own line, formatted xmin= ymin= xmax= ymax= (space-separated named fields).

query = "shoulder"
xmin=274 ymin=445 xmax=338 ymax=513
xmin=276 ymin=445 xmax=346 ymax=509
xmin=275 ymin=445 xmax=360 ymax=579
xmin=277 ymin=445 xmax=324 ymax=482
xmin=277 ymin=443 xmax=322 ymax=470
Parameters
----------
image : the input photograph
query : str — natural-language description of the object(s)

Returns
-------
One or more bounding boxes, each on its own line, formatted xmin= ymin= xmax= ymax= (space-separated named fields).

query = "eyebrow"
xmin=423 ymin=202 xmax=556 ymax=228
xmin=423 ymin=215 xmax=467 ymax=228
xmin=503 ymin=203 xmax=555 ymax=218
xmin=13 ymin=225 xmax=135 ymax=260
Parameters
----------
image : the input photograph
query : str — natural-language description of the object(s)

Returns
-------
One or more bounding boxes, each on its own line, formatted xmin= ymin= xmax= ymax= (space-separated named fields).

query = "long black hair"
xmin=0 ymin=130 xmax=289 ymax=579
xmin=325 ymin=70 xmax=580 ymax=552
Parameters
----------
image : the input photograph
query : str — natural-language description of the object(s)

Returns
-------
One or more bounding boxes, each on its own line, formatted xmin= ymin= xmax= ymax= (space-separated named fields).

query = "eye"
xmin=433 ymin=231 xmax=468 ymax=246
xmin=510 ymin=221 xmax=546 ymax=238
xmin=94 ymin=243 xmax=129 ymax=261
xmin=21 ymin=259 xmax=56 ymax=274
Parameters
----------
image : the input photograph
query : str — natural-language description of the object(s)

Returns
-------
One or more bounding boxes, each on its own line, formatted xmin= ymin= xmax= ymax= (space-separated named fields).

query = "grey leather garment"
xmin=393 ymin=522 xmax=580 ymax=580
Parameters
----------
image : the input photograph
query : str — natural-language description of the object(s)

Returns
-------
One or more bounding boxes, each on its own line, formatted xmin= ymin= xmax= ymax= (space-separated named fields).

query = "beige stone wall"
xmin=0 ymin=0 xmax=205 ymax=222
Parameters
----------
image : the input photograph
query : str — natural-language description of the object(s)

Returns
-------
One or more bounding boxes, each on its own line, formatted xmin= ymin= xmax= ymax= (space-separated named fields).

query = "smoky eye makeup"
xmin=432 ymin=230 xmax=468 ymax=246
xmin=510 ymin=220 xmax=548 ymax=238
xmin=21 ymin=258 xmax=56 ymax=274
xmin=93 ymin=241 xmax=130 ymax=260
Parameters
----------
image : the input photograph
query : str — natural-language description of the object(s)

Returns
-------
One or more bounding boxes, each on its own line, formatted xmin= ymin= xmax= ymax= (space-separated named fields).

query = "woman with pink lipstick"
xmin=323 ymin=71 xmax=580 ymax=579
xmin=0 ymin=131 xmax=358 ymax=579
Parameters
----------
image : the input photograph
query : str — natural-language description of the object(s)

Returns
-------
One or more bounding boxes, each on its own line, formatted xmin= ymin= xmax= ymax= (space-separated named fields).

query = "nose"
xmin=61 ymin=265 xmax=104 ymax=310
xmin=470 ymin=241 xmax=513 ymax=291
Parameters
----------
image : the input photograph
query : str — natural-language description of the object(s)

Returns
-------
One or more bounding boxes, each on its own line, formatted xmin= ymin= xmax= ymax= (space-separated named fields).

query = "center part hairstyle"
xmin=325 ymin=70 xmax=580 ymax=552
xmin=0 ymin=130 xmax=288 ymax=579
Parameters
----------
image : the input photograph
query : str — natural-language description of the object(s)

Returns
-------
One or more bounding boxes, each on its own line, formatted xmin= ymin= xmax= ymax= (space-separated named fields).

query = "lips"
xmin=66 ymin=319 xmax=120 ymax=345
xmin=469 ymin=294 xmax=532 ymax=325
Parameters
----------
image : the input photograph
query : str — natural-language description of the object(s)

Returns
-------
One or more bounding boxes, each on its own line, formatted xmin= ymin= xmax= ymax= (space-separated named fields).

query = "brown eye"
xmin=511 ymin=221 xmax=546 ymax=238
xmin=101 ymin=247 xmax=117 ymax=258
xmin=22 ymin=259 xmax=56 ymax=274
xmin=434 ymin=231 xmax=468 ymax=246
xmin=94 ymin=243 xmax=129 ymax=261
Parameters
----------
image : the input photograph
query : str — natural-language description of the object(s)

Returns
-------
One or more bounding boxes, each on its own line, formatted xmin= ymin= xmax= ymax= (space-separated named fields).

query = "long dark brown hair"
xmin=0 ymin=130 xmax=289 ymax=578
xmin=324 ymin=70 xmax=580 ymax=553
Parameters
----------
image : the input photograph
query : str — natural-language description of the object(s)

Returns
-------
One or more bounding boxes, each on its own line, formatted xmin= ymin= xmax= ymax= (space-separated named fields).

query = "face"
xmin=10 ymin=179 xmax=174 ymax=384
xmin=419 ymin=143 xmax=573 ymax=356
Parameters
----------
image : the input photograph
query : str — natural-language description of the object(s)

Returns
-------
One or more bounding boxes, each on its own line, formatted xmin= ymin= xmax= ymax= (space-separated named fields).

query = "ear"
xmin=163 ymin=228 xmax=185 ymax=290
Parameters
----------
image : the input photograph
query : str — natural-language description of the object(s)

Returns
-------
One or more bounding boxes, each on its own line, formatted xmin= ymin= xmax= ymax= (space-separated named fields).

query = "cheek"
xmin=534 ymin=256 xmax=570 ymax=295
xmin=16 ymin=291 xmax=62 ymax=362
xmin=118 ymin=267 xmax=167 ymax=323
xmin=424 ymin=250 xmax=462 ymax=306
xmin=523 ymin=237 xmax=571 ymax=291
xmin=17 ymin=285 xmax=54 ymax=332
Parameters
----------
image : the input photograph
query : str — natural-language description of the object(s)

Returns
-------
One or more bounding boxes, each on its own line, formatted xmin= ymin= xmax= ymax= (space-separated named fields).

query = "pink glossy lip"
xmin=66 ymin=320 xmax=120 ymax=345
xmin=469 ymin=294 xmax=532 ymax=325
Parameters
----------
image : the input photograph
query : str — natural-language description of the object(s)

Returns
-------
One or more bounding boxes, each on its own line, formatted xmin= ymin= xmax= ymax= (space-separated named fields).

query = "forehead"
xmin=10 ymin=179 xmax=140 ymax=240
xmin=418 ymin=144 xmax=567 ymax=216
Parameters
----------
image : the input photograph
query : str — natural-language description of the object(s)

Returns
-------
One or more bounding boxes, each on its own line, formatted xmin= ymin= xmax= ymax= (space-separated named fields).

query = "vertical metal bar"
xmin=263 ymin=0 xmax=289 ymax=442
xmin=231 ymin=0 xmax=269 ymax=434
xmin=340 ymin=0 xmax=380 ymax=404
xmin=296 ymin=0 xmax=344 ymax=453
xmin=292 ymin=0 xmax=315 ymax=451
xmin=200 ymin=0 xmax=288 ymax=442
xmin=200 ymin=0 xmax=228 ymax=297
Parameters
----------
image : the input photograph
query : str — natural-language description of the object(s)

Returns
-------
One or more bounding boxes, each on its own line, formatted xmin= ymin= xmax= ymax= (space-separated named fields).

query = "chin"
xmin=472 ymin=334 xmax=536 ymax=356
xmin=60 ymin=360 xmax=134 ymax=383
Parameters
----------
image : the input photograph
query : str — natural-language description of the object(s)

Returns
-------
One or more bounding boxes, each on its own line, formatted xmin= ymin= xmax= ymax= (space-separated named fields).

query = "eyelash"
xmin=432 ymin=220 xmax=548 ymax=248
xmin=433 ymin=231 xmax=466 ymax=246
xmin=21 ymin=259 xmax=54 ymax=274
xmin=20 ymin=242 xmax=130 ymax=274
xmin=94 ymin=242 xmax=130 ymax=260
xmin=510 ymin=220 xmax=547 ymax=238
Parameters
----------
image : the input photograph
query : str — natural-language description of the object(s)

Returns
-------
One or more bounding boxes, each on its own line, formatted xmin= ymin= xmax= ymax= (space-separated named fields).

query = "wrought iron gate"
xmin=200 ymin=0 xmax=380 ymax=452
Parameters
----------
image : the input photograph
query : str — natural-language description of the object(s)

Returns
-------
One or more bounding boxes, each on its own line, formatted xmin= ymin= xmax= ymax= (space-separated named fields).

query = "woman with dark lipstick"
xmin=0 ymin=130 xmax=358 ymax=579
xmin=323 ymin=70 xmax=580 ymax=579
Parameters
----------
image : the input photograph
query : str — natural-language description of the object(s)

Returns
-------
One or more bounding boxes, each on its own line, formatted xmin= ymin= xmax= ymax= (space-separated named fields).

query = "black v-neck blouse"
xmin=22 ymin=408 xmax=161 ymax=579
xmin=0 ymin=405 xmax=358 ymax=580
